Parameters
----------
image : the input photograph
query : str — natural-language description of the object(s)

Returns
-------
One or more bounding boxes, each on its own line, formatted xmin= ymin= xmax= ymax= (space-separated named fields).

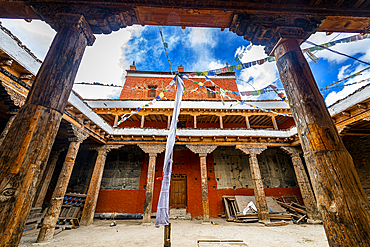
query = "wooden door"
xmin=170 ymin=175 xmax=187 ymax=208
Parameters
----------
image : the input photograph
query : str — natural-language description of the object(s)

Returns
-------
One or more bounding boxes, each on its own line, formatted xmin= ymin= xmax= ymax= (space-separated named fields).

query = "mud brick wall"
xmin=344 ymin=136 xmax=370 ymax=200
xmin=213 ymin=147 xmax=297 ymax=189
xmin=100 ymin=145 xmax=145 ymax=190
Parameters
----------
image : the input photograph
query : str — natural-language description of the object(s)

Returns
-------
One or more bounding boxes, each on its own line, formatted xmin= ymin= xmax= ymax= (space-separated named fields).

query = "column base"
xmin=307 ymin=219 xmax=323 ymax=224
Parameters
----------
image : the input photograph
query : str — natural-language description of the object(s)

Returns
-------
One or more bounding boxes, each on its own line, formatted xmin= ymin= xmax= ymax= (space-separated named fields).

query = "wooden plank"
xmin=235 ymin=196 xmax=286 ymax=213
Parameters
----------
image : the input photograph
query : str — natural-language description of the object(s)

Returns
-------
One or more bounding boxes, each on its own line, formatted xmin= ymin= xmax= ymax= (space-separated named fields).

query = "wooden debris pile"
xmin=276 ymin=200 xmax=308 ymax=224
xmin=222 ymin=195 xmax=300 ymax=224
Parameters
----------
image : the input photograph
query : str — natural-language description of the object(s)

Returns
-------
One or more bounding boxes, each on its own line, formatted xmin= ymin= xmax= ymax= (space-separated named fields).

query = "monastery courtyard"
xmin=19 ymin=219 xmax=328 ymax=247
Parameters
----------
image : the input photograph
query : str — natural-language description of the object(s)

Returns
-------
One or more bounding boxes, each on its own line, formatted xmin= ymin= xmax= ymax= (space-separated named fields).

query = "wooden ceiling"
xmin=1 ymin=1 xmax=370 ymax=53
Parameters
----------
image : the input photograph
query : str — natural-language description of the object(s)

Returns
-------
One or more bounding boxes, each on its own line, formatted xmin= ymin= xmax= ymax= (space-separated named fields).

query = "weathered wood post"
xmin=0 ymin=115 xmax=15 ymax=146
xmin=164 ymin=223 xmax=171 ymax=247
xmin=274 ymin=38 xmax=370 ymax=246
xmin=0 ymin=13 xmax=94 ymax=246
xmin=236 ymin=145 xmax=269 ymax=223
xmin=33 ymin=147 xmax=66 ymax=210
xmin=137 ymin=143 xmax=166 ymax=224
xmin=80 ymin=145 xmax=124 ymax=226
xmin=281 ymin=147 xmax=321 ymax=222
xmin=186 ymin=145 xmax=217 ymax=222
xmin=37 ymin=125 xmax=88 ymax=243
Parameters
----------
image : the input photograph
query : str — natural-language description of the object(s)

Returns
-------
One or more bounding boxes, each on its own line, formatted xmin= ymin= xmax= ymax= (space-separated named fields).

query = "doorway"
xmin=170 ymin=174 xmax=187 ymax=208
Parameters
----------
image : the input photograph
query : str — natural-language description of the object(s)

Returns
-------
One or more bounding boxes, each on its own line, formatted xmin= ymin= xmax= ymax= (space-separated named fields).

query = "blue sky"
xmin=1 ymin=19 xmax=370 ymax=106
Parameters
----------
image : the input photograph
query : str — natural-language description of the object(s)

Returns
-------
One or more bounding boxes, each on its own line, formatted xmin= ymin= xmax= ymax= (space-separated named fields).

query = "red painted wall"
xmin=96 ymin=150 xmax=303 ymax=217
xmin=120 ymin=71 xmax=240 ymax=101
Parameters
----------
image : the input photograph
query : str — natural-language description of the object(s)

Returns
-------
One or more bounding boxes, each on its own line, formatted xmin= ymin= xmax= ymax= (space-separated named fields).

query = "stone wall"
xmin=213 ymin=147 xmax=297 ymax=189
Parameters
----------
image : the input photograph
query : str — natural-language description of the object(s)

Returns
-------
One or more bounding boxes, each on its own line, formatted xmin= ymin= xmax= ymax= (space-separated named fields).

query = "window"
xmin=207 ymin=86 xmax=216 ymax=98
xmin=148 ymin=85 xmax=157 ymax=97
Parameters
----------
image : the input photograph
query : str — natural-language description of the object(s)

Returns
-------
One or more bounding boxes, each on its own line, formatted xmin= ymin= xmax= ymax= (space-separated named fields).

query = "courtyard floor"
xmin=20 ymin=218 xmax=329 ymax=247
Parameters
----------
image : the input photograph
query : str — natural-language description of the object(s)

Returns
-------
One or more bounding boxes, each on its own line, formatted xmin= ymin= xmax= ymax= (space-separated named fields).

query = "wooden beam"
xmin=354 ymin=0 xmax=366 ymax=8
xmin=274 ymin=38 xmax=370 ymax=246
xmin=33 ymin=148 xmax=65 ymax=209
xmin=80 ymin=145 xmax=122 ymax=226
xmin=336 ymin=109 xmax=370 ymax=129
xmin=137 ymin=144 xmax=165 ymax=224
xmin=37 ymin=126 xmax=88 ymax=243
xmin=0 ymin=115 xmax=15 ymax=146
xmin=237 ymin=146 xmax=269 ymax=223
xmin=0 ymin=14 xmax=95 ymax=246
xmin=281 ymin=147 xmax=321 ymax=222
xmin=186 ymin=145 xmax=217 ymax=222
xmin=141 ymin=115 xmax=145 ymax=128
xmin=272 ymin=116 xmax=278 ymax=130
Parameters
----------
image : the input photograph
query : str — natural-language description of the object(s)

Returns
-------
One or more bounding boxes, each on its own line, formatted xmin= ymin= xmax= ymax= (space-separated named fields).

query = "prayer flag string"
xmin=114 ymin=76 xmax=176 ymax=126
xmin=158 ymin=27 xmax=173 ymax=74
xmin=185 ymin=33 xmax=370 ymax=77
xmin=182 ymin=75 xmax=292 ymax=117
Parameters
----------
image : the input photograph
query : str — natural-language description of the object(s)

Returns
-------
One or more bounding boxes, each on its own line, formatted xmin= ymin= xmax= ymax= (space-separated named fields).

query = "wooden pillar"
xmin=167 ymin=115 xmax=171 ymax=129
xmin=0 ymin=14 xmax=94 ymax=246
xmin=199 ymin=154 xmax=209 ymax=221
xmin=141 ymin=115 xmax=145 ymax=128
xmin=137 ymin=144 xmax=166 ymax=224
xmin=194 ymin=115 xmax=197 ymax=129
xmin=281 ymin=147 xmax=321 ymax=222
xmin=219 ymin=116 xmax=223 ymax=129
xmin=33 ymin=148 xmax=66 ymax=209
xmin=37 ymin=126 xmax=88 ymax=243
xmin=237 ymin=145 xmax=270 ymax=223
xmin=80 ymin=145 xmax=123 ymax=226
xmin=272 ymin=116 xmax=278 ymax=130
xmin=113 ymin=115 xmax=119 ymax=127
xmin=186 ymin=145 xmax=217 ymax=222
xmin=245 ymin=115 xmax=250 ymax=129
xmin=274 ymin=38 xmax=370 ymax=246
xmin=0 ymin=115 xmax=15 ymax=146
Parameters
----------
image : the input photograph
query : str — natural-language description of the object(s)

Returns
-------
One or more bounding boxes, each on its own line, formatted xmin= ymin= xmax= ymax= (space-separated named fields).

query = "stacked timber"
xmin=222 ymin=195 xmax=293 ymax=223
xmin=276 ymin=201 xmax=308 ymax=223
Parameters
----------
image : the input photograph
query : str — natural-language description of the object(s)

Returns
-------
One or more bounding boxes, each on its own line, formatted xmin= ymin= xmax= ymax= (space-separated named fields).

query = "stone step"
xmin=169 ymin=208 xmax=187 ymax=216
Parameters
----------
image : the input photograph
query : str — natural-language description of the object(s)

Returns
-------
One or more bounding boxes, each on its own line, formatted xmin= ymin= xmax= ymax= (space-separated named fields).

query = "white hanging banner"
xmin=155 ymin=75 xmax=185 ymax=227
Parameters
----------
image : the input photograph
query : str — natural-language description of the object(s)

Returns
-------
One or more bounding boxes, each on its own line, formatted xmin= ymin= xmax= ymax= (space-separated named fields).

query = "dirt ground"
xmin=20 ymin=218 xmax=329 ymax=247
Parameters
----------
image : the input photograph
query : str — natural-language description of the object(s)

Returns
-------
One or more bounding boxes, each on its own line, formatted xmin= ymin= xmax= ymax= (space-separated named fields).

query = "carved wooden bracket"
xmin=31 ymin=4 xmax=137 ymax=36
xmin=186 ymin=144 xmax=217 ymax=156
xmin=67 ymin=124 xmax=88 ymax=143
xmin=95 ymin=144 xmax=124 ymax=157
xmin=236 ymin=145 xmax=267 ymax=155
xmin=137 ymin=143 xmax=166 ymax=155
xmin=280 ymin=146 xmax=302 ymax=157
xmin=229 ymin=13 xmax=325 ymax=55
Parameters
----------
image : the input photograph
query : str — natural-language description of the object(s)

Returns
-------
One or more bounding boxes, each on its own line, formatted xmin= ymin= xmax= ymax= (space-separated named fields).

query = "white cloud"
xmin=73 ymin=25 xmax=143 ymax=99
xmin=337 ymin=64 xmax=351 ymax=80
xmin=184 ymin=28 xmax=222 ymax=71
xmin=208 ymin=60 xmax=224 ymax=70
xmin=325 ymin=63 xmax=370 ymax=106
xmin=236 ymin=45 xmax=279 ymax=100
